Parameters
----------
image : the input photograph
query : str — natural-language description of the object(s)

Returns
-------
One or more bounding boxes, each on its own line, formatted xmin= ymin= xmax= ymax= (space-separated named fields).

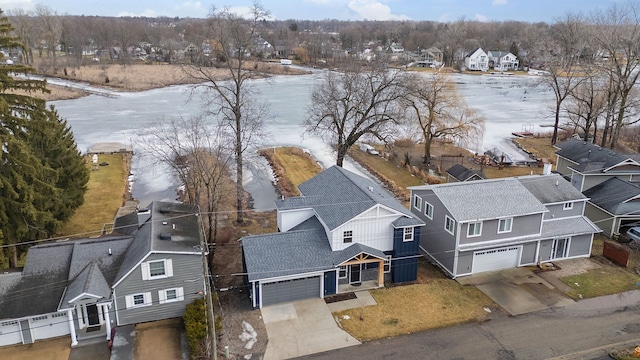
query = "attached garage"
xmin=31 ymin=313 xmax=70 ymax=341
xmin=472 ymin=246 xmax=521 ymax=274
xmin=261 ymin=276 xmax=321 ymax=307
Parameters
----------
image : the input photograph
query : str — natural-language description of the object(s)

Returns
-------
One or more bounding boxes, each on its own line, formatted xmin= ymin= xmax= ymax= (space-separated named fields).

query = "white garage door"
xmin=472 ymin=246 xmax=521 ymax=274
xmin=31 ymin=313 xmax=71 ymax=341
xmin=0 ymin=320 xmax=22 ymax=346
xmin=261 ymin=276 xmax=321 ymax=307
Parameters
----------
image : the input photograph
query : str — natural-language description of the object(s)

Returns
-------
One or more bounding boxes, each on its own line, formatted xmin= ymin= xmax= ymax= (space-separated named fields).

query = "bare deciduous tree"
xmin=142 ymin=116 xmax=232 ymax=242
xmin=402 ymin=71 xmax=484 ymax=164
xmin=305 ymin=62 xmax=406 ymax=167
xmin=181 ymin=1 xmax=271 ymax=224
xmin=34 ymin=5 xmax=62 ymax=64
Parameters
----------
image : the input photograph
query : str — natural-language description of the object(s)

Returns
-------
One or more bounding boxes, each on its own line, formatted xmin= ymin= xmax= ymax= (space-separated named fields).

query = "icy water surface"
xmin=51 ymin=72 xmax=556 ymax=209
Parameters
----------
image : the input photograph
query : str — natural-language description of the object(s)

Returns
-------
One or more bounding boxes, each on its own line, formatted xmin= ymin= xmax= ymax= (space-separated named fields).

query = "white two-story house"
xmin=464 ymin=48 xmax=489 ymax=71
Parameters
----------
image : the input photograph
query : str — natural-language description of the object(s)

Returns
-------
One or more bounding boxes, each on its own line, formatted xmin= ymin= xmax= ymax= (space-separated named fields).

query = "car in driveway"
xmin=626 ymin=227 xmax=640 ymax=242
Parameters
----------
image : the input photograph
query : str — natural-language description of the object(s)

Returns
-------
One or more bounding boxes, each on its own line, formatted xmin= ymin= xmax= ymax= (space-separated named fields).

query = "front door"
xmin=349 ymin=264 xmax=361 ymax=284
xmin=86 ymin=304 xmax=100 ymax=327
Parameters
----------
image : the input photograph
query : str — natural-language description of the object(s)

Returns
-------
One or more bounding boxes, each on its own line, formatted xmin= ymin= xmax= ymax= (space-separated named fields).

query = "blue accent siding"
xmin=391 ymin=227 xmax=421 ymax=283
xmin=392 ymin=257 xmax=418 ymax=283
xmin=324 ymin=271 xmax=337 ymax=295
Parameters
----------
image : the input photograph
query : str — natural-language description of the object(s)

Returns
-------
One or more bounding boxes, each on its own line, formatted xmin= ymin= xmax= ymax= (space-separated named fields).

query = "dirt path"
xmin=134 ymin=319 xmax=183 ymax=360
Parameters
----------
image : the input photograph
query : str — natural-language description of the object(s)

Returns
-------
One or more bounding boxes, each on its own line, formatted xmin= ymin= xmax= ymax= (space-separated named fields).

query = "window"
xmin=133 ymin=294 xmax=145 ymax=306
xmin=31 ymin=315 xmax=48 ymax=322
xmin=159 ymin=287 xmax=184 ymax=304
xmin=149 ymin=261 xmax=166 ymax=277
xmin=563 ymin=202 xmax=574 ymax=210
xmin=467 ymin=222 xmax=482 ymax=237
xmin=445 ymin=216 xmax=455 ymax=235
xmin=498 ymin=218 xmax=513 ymax=234
xmin=338 ymin=266 xmax=347 ymax=279
xmin=343 ymin=230 xmax=353 ymax=243
xmin=413 ymin=195 xmax=422 ymax=211
xmin=141 ymin=259 xmax=173 ymax=280
xmin=403 ymin=227 xmax=413 ymax=242
xmin=424 ymin=202 xmax=434 ymax=220
xmin=126 ymin=292 xmax=152 ymax=309
xmin=383 ymin=255 xmax=392 ymax=273
xmin=1 ymin=320 xmax=18 ymax=327
xmin=51 ymin=313 xmax=67 ymax=318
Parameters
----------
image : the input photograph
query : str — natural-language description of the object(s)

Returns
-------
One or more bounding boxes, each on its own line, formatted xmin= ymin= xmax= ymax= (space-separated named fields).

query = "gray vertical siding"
xmin=456 ymin=251 xmax=473 ymax=275
xmin=114 ymin=253 xmax=203 ymax=325
xmin=555 ymin=157 xmax=575 ymax=176
xmin=458 ymin=213 xmax=543 ymax=245
xmin=521 ymin=242 xmax=537 ymax=265
xmin=544 ymin=202 xmax=585 ymax=220
xmin=585 ymin=203 xmax=615 ymax=237
xmin=412 ymin=189 xmax=457 ymax=276
xmin=569 ymin=234 xmax=592 ymax=257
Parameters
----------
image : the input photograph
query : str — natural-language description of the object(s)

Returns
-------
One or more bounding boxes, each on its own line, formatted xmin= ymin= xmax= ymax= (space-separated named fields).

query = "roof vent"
xmin=159 ymin=232 xmax=172 ymax=240
xmin=368 ymin=186 xmax=374 ymax=192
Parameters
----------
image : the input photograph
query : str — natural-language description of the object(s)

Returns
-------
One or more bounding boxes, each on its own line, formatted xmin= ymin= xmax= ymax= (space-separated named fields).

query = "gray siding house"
xmin=242 ymin=166 xmax=424 ymax=308
xmin=409 ymin=174 xmax=600 ymax=278
xmin=555 ymin=138 xmax=640 ymax=236
xmin=0 ymin=201 xmax=205 ymax=348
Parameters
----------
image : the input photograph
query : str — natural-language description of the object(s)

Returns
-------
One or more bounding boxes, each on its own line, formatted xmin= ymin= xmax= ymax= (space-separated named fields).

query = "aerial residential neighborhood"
xmin=3 ymin=0 xmax=640 ymax=360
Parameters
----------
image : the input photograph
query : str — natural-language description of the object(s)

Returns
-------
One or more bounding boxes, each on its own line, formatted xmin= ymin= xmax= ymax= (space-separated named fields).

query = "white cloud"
xmin=117 ymin=9 xmax=160 ymax=17
xmin=474 ymin=13 xmax=489 ymax=22
xmin=348 ymin=0 xmax=410 ymax=20
xmin=492 ymin=0 xmax=508 ymax=6
xmin=0 ymin=0 xmax=35 ymax=13
xmin=175 ymin=1 xmax=204 ymax=12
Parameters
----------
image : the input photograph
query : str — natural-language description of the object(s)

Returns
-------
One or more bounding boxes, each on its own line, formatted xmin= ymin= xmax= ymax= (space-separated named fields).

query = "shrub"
xmin=184 ymin=298 xmax=208 ymax=357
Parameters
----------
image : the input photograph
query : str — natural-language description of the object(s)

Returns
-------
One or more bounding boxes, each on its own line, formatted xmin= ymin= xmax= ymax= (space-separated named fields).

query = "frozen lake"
xmin=50 ymin=71 xmax=556 ymax=209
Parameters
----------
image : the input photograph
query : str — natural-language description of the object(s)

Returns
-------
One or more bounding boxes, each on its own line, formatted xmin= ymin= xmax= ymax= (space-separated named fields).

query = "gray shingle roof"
xmin=555 ymin=138 xmax=634 ymax=173
xmin=447 ymin=164 xmax=485 ymax=182
xmin=517 ymin=174 xmax=587 ymax=204
xmin=332 ymin=243 xmax=387 ymax=265
xmin=427 ymin=178 xmax=547 ymax=222
xmin=277 ymin=165 xmax=418 ymax=230
xmin=242 ymin=218 xmax=334 ymax=282
xmin=583 ymin=177 xmax=640 ymax=215
xmin=541 ymin=216 xmax=602 ymax=238
xmin=0 ymin=200 xmax=202 ymax=320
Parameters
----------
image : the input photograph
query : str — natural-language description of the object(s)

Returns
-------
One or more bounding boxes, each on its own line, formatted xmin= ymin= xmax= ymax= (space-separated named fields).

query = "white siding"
xmin=278 ymin=208 xmax=315 ymax=232
xmin=330 ymin=206 xmax=399 ymax=251
xmin=0 ymin=320 xmax=21 ymax=346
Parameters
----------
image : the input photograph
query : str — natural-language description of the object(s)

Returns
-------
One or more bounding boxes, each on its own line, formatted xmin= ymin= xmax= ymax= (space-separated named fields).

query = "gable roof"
xmin=242 ymin=216 xmax=388 ymax=282
xmin=277 ymin=166 xmax=420 ymax=230
xmin=555 ymin=138 xmax=637 ymax=173
xmin=517 ymin=174 xmax=587 ymax=204
xmin=447 ymin=164 xmax=485 ymax=182
xmin=0 ymin=200 xmax=202 ymax=320
xmin=465 ymin=47 xmax=486 ymax=58
xmin=412 ymin=178 xmax=547 ymax=222
xmin=583 ymin=177 xmax=640 ymax=215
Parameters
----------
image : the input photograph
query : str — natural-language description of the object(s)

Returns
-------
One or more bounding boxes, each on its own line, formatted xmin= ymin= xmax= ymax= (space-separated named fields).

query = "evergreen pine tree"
xmin=0 ymin=10 xmax=88 ymax=267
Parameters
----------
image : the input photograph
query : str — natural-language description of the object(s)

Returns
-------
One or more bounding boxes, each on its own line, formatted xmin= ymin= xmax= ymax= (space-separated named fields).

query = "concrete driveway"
xmin=261 ymin=297 xmax=362 ymax=360
xmin=457 ymin=267 xmax=574 ymax=315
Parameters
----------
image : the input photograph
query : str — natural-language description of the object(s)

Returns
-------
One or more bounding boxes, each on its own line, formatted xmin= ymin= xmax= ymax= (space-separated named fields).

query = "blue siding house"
xmin=242 ymin=166 xmax=425 ymax=308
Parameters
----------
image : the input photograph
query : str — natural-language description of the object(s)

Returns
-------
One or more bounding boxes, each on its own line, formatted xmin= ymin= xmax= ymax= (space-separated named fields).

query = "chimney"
xmin=543 ymin=163 xmax=552 ymax=175
xmin=108 ymin=248 xmax=112 ymax=256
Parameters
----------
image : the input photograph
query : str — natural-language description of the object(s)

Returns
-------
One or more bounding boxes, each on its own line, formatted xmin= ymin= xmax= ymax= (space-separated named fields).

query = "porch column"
xmin=377 ymin=260 xmax=384 ymax=287
xmin=67 ymin=309 xmax=78 ymax=346
xmin=103 ymin=304 xmax=111 ymax=341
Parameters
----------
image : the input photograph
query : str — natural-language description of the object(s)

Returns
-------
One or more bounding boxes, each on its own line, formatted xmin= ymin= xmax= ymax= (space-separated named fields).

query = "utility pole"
xmin=198 ymin=212 xmax=217 ymax=360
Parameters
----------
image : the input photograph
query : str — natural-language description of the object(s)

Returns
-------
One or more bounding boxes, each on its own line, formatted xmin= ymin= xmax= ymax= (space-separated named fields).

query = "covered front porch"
xmin=61 ymin=300 xmax=113 ymax=347
xmin=335 ymin=249 xmax=388 ymax=294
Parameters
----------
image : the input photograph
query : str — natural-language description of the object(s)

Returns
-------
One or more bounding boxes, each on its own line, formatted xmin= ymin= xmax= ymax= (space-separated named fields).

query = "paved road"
xmin=298 ymin=291 xmax=640 ymax=360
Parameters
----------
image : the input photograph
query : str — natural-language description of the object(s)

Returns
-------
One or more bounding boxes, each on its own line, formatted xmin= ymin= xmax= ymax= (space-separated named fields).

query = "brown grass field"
xmin=57 ymin=154 xmax=130 ymax=238
xmin=259 ymin=147 xmax=323 ymax=197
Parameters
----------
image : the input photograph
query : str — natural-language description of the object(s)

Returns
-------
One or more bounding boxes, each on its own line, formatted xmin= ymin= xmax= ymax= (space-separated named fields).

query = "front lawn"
xmin=561 ymin=265 xmax=640 ymax=299
xmin=333 ymin=262 xmax=494 ymax=341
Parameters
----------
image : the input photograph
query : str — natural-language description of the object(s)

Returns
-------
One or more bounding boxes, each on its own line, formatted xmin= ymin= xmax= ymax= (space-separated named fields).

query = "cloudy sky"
xmin=0 ymin=0 xmax=618 ymax=22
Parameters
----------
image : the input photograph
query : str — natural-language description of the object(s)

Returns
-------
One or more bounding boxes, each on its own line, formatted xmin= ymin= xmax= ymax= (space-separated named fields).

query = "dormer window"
xmin=563 ymin=202 xmax=574 ymax=210
xmin=343 ymin=230 xmax=353 ymax=243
